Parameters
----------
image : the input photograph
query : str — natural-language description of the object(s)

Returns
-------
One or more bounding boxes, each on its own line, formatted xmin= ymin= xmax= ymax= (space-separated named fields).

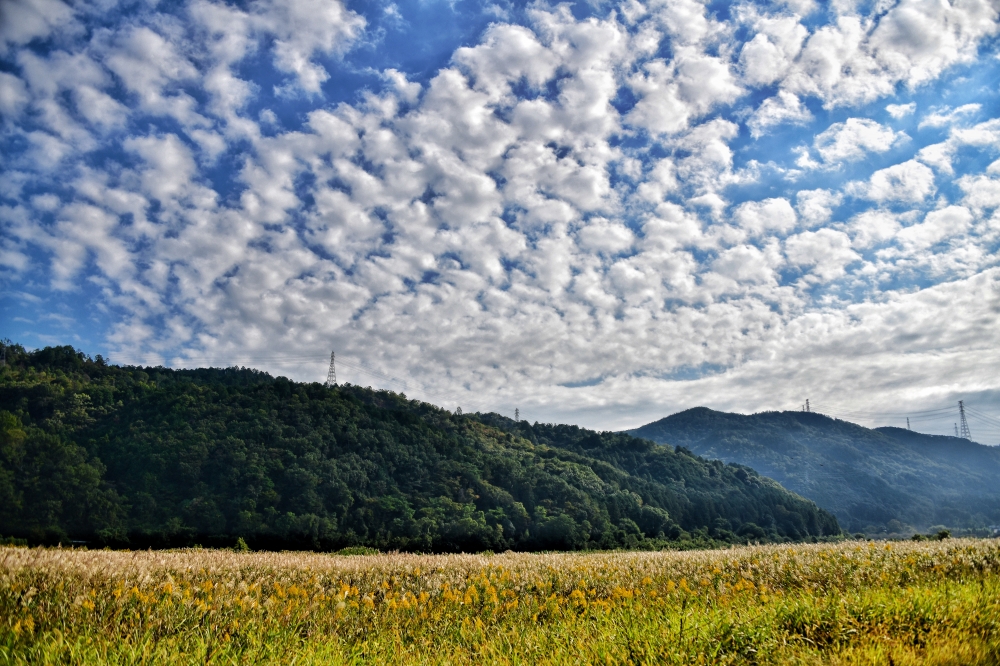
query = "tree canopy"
xmin=0 ymin=343 xmax=839 ymax=550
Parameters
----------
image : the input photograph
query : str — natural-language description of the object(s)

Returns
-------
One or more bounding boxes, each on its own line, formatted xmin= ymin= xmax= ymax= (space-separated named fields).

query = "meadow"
xmin=2 ymin=540 xmax=999 ymax=665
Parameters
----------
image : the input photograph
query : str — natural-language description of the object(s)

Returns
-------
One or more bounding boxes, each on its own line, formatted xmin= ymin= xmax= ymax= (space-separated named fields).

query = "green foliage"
xmin=335 ymin=546 xmax=380 ymax=555
xmin=0 ymin=342 xmax=839 ymax=550
xmin=632 ymin=407 xmax=1000 ymax=533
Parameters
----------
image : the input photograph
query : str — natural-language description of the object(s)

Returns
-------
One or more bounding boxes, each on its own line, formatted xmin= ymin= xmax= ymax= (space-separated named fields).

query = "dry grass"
xmin=2 ymin=539 xmax=999 ymax=664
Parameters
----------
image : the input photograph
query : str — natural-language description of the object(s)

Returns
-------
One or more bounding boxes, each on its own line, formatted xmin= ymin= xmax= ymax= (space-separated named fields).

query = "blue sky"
xmin=2 ymin=0 xmax=1000 ymax=440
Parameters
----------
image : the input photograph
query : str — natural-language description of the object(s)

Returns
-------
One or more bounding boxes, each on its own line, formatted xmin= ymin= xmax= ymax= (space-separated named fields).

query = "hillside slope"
xmin=630 ymin=408 xmax=1000 ymax=533
xmin=0 ymin=343 xmax=839 ymax=549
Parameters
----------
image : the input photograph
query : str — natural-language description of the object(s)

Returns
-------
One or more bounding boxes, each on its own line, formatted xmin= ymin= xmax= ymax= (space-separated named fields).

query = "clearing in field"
xmin=2 ymin=540 xmax=999 ymax=664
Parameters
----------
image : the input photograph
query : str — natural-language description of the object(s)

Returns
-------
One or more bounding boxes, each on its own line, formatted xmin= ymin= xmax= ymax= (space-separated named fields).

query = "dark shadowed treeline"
xmin=0 ymin=342 xmax=839 ymax=550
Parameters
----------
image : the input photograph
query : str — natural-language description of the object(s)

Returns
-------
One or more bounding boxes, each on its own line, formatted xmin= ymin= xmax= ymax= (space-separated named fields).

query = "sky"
xmin=1 ymin=0 xmax=1000 ymax=440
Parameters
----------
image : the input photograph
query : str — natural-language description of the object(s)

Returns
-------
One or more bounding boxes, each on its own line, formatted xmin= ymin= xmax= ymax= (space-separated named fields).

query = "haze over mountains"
xmin=631 ymin=408 xmax=1000 ymax=534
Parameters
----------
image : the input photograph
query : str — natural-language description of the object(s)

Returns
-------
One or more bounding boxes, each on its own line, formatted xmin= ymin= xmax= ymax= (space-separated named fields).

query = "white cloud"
xmin=0 ymin=0 xmax=74 ymax=52
xmin=3 ymin=0 xmax=1000 ymax=432
xmin=733 ymin=198 xmax=798 ymax=236
xmin=453 ymin=24 xmax=559 ymax=101
xmin=739 ymin=15 xmax=808 ymax=86
xmin=851 ymin=160 xmax=936 ymax=203
xmin=253 ymin=0 xmax=365 ymax=94
xmin=848 ymin=209 xmax=905 ymax=248
xmin=886 ymin=102 xmax=915 ymax=119
xmin=123 ymin=134 xmax=199 ymax=205
xmin=896 ymin=205 xmax=973 ymax=250
xmin=746 ymin=90 xmax=812 ymax=138
xmin=918 ymin=103 xmax=981 ymax=129
xmin=627 ymin=50 xmax=742 ymax=136
xmin=869 ymin=0 xmax=1000 ymax=88
xmin=780 ymin=0 xmax=1000 ymax=108
xmin=784 ymin=228 xmax=859 ymax=281
xmin=916 ymin=118 xmax=1000 ymax=174
xmin=576 ymin=218 xmax=635 ymax=256
xmin=958 ymin=172 xmax=1000 ymax=212
xmin=0 ymin=71 xmax=28 ymax=116
xmin=796 ymin=189 xmax=842 ymax=227
xmin=812 ymin=118 xmax=906 ymax=165
xmin=712 ymin=244 xmax=779 ymax=284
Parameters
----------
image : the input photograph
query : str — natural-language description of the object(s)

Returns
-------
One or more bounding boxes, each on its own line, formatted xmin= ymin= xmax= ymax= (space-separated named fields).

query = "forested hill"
xmin=0 ymin=343 xmax=839 ymax=550
xmin=630 ymin=408 xmax=1000 ymax=534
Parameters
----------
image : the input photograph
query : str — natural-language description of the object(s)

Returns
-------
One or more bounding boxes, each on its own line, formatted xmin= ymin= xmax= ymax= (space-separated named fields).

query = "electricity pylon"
xmin=958 ymin=400 xmax=971 ymax=440
xmin=325 ymin=352 xmax=337 ymax=387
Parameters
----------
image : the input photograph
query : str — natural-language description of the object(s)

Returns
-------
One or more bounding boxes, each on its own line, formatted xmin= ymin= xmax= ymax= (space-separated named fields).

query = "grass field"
xmin=2 ymin=540 xmax=999 ymax=665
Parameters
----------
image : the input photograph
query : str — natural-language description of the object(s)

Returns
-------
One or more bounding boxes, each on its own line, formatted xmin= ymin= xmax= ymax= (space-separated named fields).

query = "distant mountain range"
xmin=0 ymin=343 xmax=839 ymax=550
xmin=630 ymin=408 xmax=1000 ymax=533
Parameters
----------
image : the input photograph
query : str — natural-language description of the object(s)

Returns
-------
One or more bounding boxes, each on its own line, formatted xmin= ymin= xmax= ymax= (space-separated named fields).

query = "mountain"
xmin=630 ymin=407 xmax=1000 ymax=533
xmin=0 ymin=343 xmax=839 ymax=550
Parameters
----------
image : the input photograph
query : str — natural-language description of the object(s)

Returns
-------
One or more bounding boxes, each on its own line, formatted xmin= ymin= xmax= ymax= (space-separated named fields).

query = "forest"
xmin=0 ymin=343 xmax=839 ymax=551
xmin=632 ymin=407 xmax=1000 ymax=534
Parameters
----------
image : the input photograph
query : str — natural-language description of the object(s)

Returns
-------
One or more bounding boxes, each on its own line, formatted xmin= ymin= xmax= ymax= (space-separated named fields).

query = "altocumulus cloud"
xmin=1 ymin=0 xmax=1000 ymax=436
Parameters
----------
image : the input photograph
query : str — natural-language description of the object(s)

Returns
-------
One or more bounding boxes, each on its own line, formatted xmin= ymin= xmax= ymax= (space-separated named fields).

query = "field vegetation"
xmin=2 ymin=539 xmax=999 ymax=664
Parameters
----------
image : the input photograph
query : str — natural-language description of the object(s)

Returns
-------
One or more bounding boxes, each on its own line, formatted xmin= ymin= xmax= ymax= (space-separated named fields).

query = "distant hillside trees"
xmin=631 ymin=407 xmax=1000 ymax=533
xmin=0 ymin=343 xmax=839 ymax=550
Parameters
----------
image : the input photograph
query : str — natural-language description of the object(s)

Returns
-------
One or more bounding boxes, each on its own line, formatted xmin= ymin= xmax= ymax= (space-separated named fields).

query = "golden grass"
xmin=2 ymin=539 xmax=999 ymax=664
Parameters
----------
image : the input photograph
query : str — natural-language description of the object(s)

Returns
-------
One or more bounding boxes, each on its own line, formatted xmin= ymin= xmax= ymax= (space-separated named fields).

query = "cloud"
xmin=0 ymin=0 xmax=74 ymax=52
xmin=739 ymin=15 xmax=808 ymax=87
xmin=253 ymin=0 xmax=365 ymax=94
xmin=896 ymin=205 xmax=973 ymax=251
xmin=958 ymin=167 xmax=1000 ymax=213
xmin=712 ymin=244 xmax=780 ymax=284
xmin=886 ymin=102 xmax=916 ymax=119
xmin=916 ymin=118 xmax=1000 ymax=174
xmin=796 ymin=189 xmax=842 ymax=227
xmin=812 ymin=118 xmax=907 ymax=165
xmin=847 ymin=209 xmax=905 ymax=248
xmin=0 ymin=71 xmax=29 ymax=117
xmin=784 ymin=228 xmax=859 ymax=281
xmin=2 ymin=0 xmax=1000 ymax=433
xmin=850 ymin=160 xmax=936 ymax=203
xmin=918 ymin=103 xmax=981 ymax=129
xmin=746 ymin=90 xmax=813 ymax=138
xmin=733 ymin=198 xmax=798 ymax=236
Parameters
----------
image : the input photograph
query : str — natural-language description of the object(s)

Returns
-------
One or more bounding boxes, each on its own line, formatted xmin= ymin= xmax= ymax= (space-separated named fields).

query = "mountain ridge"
xmin=630 ymin=407 xmax=1000 ymax=533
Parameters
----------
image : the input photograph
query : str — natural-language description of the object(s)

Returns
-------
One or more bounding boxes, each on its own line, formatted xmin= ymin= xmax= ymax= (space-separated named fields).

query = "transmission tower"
xmin=515 ymin=408 xmax=519 ymax=421
xmin=906 ymin=417 xmax=910 ymax=431
xmin=806 ymin=399 xmax=810 ymax=413
xmin=954 ymin=423 xmax=959 ymax=437
xmin=325 ymin=351 xmax=337 ymax=387
xmin=958 ymin=400 xmax=971 ymax=440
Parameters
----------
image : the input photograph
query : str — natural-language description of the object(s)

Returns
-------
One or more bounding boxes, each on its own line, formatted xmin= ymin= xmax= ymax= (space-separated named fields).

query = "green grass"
xmin=2 ymin=540 xmax=999 ymax=664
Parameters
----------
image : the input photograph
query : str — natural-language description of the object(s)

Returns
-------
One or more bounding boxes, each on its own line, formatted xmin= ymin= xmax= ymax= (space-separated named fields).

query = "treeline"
xmin=0 ymin=343 xmax=840 ymax=551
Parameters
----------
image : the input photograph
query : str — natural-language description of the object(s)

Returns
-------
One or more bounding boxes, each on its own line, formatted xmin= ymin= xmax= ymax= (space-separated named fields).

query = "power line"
xmin=965 ymin=407 xmax=1000 ymax=427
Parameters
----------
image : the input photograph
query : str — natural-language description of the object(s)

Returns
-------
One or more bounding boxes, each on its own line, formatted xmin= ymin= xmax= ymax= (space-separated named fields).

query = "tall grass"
xmin=2 ymin=540 xmax=999 ymax=664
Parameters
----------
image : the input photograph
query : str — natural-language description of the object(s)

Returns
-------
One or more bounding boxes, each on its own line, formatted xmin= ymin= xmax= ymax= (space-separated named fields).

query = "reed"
xmin=2 ymin=539 xmax=999 ymax=664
